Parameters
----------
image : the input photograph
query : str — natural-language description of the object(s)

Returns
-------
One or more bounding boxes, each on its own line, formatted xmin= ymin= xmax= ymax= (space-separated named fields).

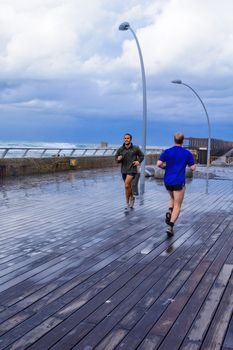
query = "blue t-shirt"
xmin=159 ymin=146 xmax=195 ymax=185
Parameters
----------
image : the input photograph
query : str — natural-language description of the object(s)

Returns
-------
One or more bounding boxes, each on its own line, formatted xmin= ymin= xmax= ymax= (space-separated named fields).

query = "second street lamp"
xmin=119 ymin=22 xmax=147 ymax=195
xmin=171 ymin=80 xmax=211 ymax=194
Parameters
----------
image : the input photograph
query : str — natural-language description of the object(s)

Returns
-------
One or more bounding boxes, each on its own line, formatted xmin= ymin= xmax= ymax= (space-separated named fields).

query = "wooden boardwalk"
xmin=0 ymin=168 xmax=232 ymax=350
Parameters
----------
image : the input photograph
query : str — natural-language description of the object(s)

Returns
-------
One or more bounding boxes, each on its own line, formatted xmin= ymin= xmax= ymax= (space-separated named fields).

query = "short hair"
xmin=124 ymin=133 xmax=132 ymax=140
xmin=174 ymin=132 xmax=184 ymax=145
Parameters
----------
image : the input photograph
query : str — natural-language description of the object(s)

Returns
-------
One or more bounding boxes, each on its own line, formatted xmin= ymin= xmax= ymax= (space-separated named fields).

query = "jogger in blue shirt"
xmin=157 ymin=133 xmax=196 ymax=236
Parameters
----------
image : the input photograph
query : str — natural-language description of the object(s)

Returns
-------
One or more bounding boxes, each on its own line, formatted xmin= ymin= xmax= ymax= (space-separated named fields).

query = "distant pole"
xmin=119 ymin=22 xmax=147 ymax=195
xmin=171 ymin=80 xmax=211 ymax=194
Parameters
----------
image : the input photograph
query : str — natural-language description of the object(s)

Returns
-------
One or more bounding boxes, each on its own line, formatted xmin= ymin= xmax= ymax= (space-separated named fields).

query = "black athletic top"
xmin=115 ymin=143 xmax=144 ymax=174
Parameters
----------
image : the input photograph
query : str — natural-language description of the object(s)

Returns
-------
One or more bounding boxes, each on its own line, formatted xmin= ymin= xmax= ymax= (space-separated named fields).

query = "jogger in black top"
xmin=116 ymin=133 xmax=144 ymax=211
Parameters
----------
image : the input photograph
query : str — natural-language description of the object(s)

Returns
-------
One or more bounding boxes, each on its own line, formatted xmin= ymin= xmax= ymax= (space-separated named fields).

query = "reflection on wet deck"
xmin=0 ymin=168 xmax=232 ymax=350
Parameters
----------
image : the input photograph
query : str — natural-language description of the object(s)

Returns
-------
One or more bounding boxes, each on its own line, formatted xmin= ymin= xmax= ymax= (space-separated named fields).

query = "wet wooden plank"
xmin=222 ymin=316 xmax=233 ymax=350
xmin=200 ymin=271 xmax=233 ymax=350
xmin=114 ymin=215 xmax=233 ymax=350
xmin=46 ymin=214 xmax=231 ymax=350
xmin=149 ymin=236 xmax=233 ymax=350
xmin=0 ymin=171 xmax=232 ymax=350
xmin=180 ymin=264 xmax=233 ymax=350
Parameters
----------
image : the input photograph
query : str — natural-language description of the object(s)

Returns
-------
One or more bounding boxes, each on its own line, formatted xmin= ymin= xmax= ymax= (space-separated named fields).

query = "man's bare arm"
xmin=190 ymin=164 xmax=197 ymax=172
xmin=157 ymin=160 xmax=166 ymax=169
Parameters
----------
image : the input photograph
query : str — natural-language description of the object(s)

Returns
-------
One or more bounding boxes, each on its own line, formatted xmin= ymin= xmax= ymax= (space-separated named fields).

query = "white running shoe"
xmin=129 ymin=196 xmax=135 ymax=209
xmin=166 ymin=225 xmax=174 ymax=236
xmin=124 ymin=205 xmax=130 ymax=212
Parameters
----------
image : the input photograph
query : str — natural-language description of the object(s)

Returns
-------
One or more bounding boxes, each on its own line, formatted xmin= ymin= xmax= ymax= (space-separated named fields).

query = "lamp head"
xmin=171 ymin=80 xmax=182 ymax=84
xmin=119 ymin=22 xmax=130 ymax=31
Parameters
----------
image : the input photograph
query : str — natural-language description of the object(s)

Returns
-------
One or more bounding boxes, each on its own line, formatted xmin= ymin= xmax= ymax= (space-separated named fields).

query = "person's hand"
xmin=132 ymin=160 xmax=139 ymax=166
xmin=117 ymin=155 xmax=123 ymax=161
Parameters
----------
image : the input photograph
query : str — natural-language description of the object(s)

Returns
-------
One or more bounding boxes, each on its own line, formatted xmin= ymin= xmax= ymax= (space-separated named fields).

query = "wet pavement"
xmin=0 ymin=167 xmax=232 ymax=350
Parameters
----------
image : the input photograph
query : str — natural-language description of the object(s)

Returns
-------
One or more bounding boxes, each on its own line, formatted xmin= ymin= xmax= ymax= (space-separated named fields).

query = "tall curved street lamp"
xmin=119 ymin=22 xmax=147 ymax=195
xmin=171 ymin=80 xmax=211 ymax=194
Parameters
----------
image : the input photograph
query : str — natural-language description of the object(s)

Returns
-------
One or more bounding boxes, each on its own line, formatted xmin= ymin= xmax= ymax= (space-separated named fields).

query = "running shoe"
xmin=124 ymin=205 xmax=130 ymax=212
xmin=166 ymin=225 xmax=174 ymax=236
xmin=129 ymin=196 xmax=135 ymax=209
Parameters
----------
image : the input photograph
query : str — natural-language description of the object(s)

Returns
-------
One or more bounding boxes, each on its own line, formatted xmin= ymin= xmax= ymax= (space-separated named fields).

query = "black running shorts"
xmin=165 ymin=184 xmax=185 ymax=191
xmin=122 ymin=173 xmax=136 ymax=181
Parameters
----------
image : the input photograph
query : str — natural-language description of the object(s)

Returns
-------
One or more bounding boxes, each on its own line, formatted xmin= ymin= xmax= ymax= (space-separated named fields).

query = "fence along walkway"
xmin=0 ymin=169 xmax=232 ymax=350
xmin=0 ymin=146 xmax=165 ymax=158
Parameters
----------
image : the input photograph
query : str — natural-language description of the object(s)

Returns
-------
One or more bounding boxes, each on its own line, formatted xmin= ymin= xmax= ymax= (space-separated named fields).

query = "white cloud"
xmin=2 ymin=0 xmax=233 ymax=78
xmin=12 ymin=98 xmax=63 ymax=110
xmin=117 ymin=0 xmax=233 ymax=77
xmin=0 ymin=0 xmax=233 ymax=140
xmin=0 ymin=0 xmax=114 ymax=78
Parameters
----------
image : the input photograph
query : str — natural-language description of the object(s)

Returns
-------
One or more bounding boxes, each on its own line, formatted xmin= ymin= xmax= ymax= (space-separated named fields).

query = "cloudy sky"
xmin=0 ymin=0 xmax=233 ymax=146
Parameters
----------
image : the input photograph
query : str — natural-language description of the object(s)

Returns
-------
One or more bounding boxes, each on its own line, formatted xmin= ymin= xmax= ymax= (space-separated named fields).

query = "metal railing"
xmin=0 ymin=147 xmax=165 ymax=159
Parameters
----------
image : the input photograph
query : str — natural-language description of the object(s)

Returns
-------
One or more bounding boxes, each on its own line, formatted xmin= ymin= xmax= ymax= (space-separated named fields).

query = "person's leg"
xmin=131 ymin=173 xmax=140 ymax=196
xmin=170 ymin=187 xmax=185 ymax=224
xmin=124 ymin=175 xmax=134 ymax=207
xmin=168 ymin=190 xmax=174 ymax=211
xmin=165 ymin=190 xmax=174 ymax=224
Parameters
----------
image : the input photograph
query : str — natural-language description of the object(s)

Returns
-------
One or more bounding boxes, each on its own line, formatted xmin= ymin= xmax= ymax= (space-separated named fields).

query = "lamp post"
xmin=171 ymin=80 xmax=211 ymax=194
xmin=119 ymin=22 xmax=147 ymax=195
